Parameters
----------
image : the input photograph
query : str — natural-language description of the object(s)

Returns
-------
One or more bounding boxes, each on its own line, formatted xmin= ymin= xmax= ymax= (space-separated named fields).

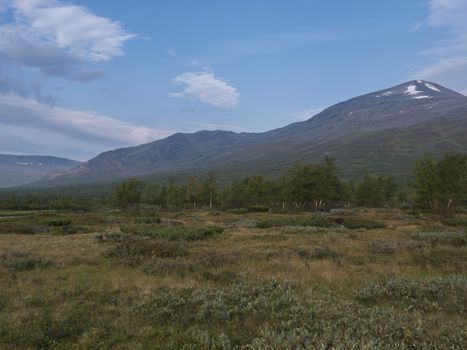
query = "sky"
xmin=0 ymin=0 xmax=466 ymax=161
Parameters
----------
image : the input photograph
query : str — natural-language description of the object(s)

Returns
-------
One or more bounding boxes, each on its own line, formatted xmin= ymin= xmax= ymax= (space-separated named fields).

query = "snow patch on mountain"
xmin=405 ymin=85 xmax=423 ymax=95
xmin=425 ymin=83 xmax=441 ymax=92
xmin=412 ymin=95 xmax=433 ymax=99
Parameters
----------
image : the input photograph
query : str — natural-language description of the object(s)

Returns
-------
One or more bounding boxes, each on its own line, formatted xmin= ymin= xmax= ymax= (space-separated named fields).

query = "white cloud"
xmin=294 ymin=107 xmax=323 ymax=121
xmin=9 ymin=0 xmax=135 ymax=61
xmin=0 ymin=94 xmax=172 ymax=159
xmin=0 ymin=0 xmax=134 ymax=80
xmin=171 ymin=71 xmax=239 ymax=109
xmin=413 ymin=0 xmax=467 ymax=91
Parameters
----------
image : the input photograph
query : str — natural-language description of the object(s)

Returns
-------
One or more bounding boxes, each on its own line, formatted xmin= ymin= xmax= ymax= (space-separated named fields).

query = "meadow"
xmin=0 ymin=208 xmax=465 ymax=349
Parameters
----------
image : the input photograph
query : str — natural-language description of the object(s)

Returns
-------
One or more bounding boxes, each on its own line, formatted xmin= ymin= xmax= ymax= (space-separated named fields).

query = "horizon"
xmin=1 ymin=0 xmax=467 ymax=161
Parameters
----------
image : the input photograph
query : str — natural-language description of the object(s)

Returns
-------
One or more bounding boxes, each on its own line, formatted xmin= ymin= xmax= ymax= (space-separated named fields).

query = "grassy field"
xmin=0 ymin=208 xmax=466 ymax=349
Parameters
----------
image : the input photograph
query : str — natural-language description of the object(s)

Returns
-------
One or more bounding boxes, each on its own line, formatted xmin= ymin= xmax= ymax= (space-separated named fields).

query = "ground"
xmin=0 ymin=208 xmax=465 ymax=349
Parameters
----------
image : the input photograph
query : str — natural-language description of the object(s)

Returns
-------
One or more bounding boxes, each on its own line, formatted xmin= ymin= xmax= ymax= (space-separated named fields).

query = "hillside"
xmin=0 ymin=155 xmax=80 ymax=188
xmin=38 ymin=80 xmax=467 ymax=185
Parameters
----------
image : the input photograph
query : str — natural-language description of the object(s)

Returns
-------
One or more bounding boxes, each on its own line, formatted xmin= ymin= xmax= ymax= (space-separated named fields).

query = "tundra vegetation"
xmin=0 ymin=153 xmax=465 ymax=349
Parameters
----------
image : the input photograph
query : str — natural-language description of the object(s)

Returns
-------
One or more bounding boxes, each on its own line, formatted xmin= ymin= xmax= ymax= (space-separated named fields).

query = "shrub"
xmin=41 ymin=219 xmax=72 ymax=227
xmin=280 ymin=226 xmax=326 ymax=234
xmin=311 ymin=246 xmax=341 ymax=260
xmin=336 ymin=217 xmax=385 ymax=229
xmin=0 ymin=222 xmax=49 ymax=235
xmin=193 ymin=250 xmax=240 ymax=268
xmin=357 ymin=274 xmax=467 ymax=313
xmin=368 ymin=240 xmax=427 ymax=254
xmin=368 ymin=240 xmax=399 ymax=254
xmin=249 ymin=205 xmax=270 ymax=212
xmin=228 ymin=218 xmax=257 ymax=228
xmin=442 ymin=216 xmax=467 ymax=228
xmin=247 ymin=303 xmax=466 ymax=349
xmin=0 ymin=252 xmax=55 ymax=271
xmin=135 ymin=280 xmax=303 ymax=325
xmin=199 ymin=269 xmax=239 ymax=283
xmin=95 ymin=232 xmax=124 ymax=243
xmin=256 ymin=216 xmax=332 ymax=229
xmin=266 ymin=246 xmax=341 ymax=261
xmin=119 ymin=225 xmax=224 ymax=241
xmin=226 ymin=208 xmax=249 ymax=214
xmin=409 ymin=229 xmax=466 ymax=247
xmin=135 ymin=280 xmax=466 ymax=348
xmin=141 ymin=257 xmax=196 ymax=276
xmin=106 ymin=235 xmax=187 ymax=263
xmin=134 ymin=217 xmax=161 ymax=224
xmin=61 ymin=225 xmax=79 ymax=235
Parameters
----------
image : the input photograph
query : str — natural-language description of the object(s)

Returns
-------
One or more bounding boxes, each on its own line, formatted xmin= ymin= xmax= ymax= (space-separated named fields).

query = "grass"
xmin=0 ymin=208 xmax=465 ymax=348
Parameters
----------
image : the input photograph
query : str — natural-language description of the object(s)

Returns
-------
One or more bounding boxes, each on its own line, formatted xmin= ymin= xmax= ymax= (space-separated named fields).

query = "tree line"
xmin=1 ymin=152 xmax=465 ymax=213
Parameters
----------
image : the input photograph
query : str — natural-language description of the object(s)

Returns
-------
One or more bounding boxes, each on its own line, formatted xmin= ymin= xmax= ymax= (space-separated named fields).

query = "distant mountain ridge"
xmin=0 ymin=155 xmax=80 ymax=188
xmin=38 ymin=80 xmax=467 ymax=186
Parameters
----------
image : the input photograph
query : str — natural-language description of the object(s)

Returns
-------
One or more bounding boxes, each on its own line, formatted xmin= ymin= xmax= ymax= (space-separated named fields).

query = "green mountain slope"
xmin=36 ymin=80 xmax=467 ymax=186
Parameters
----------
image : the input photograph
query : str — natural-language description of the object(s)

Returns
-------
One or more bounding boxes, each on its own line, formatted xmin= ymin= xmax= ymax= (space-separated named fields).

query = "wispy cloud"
xmin=166 ymin=48 xmax=178 ymax=57
xmin=0 ymin=93 xmax=172 ymax=159
xmin=192 ymin=28 xmax=349 ymax=65
xmin=293 ymin=107 xmax=323 ymax=121
xmin=0 ymin=66 xmax=29 ymax=96
xmin=171 ymin=70 xmax=239 ymax=109
xmin=0 ymin=0 xmax=135 ymax=79
xmin=413 ymin=0 xmax=467 ymax=91
xmin=69 ymin=69 xmax=105 ymax=82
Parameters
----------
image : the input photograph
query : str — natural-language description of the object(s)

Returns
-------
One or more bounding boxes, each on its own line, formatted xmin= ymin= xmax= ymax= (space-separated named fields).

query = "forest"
xmin=1 ymin=153 xmax=465 ymax=214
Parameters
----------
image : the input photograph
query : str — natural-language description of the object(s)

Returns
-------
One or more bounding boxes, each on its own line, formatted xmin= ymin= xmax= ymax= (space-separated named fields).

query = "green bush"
xmin=336 ymin=217 xmax=385 ymax=229
xmin=0 ymin=222 xmax=49 ymax=235
xmin=256 ymin=216 xmax=332 ymax=229
xmin=368 ymin=239 xmax=427 ymax=254
xmin=106 ymin=236 xmax=187 ymax=263
xmin=95 ymin=232 xmax=124 ymax=243
xmin=357 ymin=274 xmax=467 ymax=313
xmin=41 ymin=219 xmax=72 ymax=227
xmin=120 ymin=225 xmax=224 ymax=241
xmin=442 ymin=216 xmax=467 ymax=228
xmin=409 ymin=229 xmax=466 ymax=247
xmin=135 ymin=280 xmax=466 ymax=348
xmin=136 ymin=281 xmax=302 ymax=325
xmin=133 ymin=217 xmax=161 ymax=224
xmin=249 ymin=204 xmax=270 ymax=212
xmin=226 ymin=208 xmax=249 ymax=214
xmin=105 ymin=235 xmax=195 ymax=277
xmin=294 ymin=246 xmax=341 ymax=260
xmin=0 ymin=252 xmax=55 ymax=271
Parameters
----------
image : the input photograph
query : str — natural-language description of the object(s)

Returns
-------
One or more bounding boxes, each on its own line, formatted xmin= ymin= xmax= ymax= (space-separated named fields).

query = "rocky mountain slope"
xmin=0 ymin=155 xmax=80 ymax=188
xmin=39 ymin=80 xmax=467 ymax=185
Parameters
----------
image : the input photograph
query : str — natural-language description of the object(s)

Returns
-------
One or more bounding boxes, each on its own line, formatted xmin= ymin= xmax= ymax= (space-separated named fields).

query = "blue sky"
xmin=0 ymin=0 xmax=466 ymax=160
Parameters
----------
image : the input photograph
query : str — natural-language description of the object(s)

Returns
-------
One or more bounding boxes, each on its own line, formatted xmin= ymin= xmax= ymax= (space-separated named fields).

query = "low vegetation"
xmin=0 ymin=152 xmax=465 ymax=348
xmin=0 ymin=207 xmax=465 ymax=348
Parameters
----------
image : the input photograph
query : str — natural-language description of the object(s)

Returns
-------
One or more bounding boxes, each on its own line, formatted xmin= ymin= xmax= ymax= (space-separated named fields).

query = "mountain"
xmin=39 ymin=80 xmax=467 ymax=186
xmin=0 ymin=155 xmax=80 ymax=188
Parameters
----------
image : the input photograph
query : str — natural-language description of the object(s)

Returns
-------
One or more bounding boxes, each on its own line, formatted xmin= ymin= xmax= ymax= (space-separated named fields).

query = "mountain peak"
xmin=373 ymin=80 xmax=464 ymax=100
xmin=33 ymin=80 xmax=467 ymax=187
